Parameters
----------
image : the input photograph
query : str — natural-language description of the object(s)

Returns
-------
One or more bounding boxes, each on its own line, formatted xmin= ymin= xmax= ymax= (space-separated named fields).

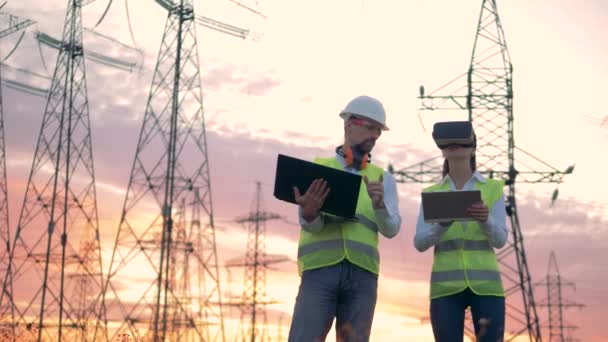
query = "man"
xmin=288 ymin=95 xmax=402 ymax=342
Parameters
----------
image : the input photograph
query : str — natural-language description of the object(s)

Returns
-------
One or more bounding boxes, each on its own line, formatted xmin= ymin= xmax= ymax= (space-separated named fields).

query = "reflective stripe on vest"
xmin=431 ymin=269 xmax=502 ymax=282
xmin=298 ymin=239 xmax=379 ymax=262
xmin=323 ymin=214 xmax=379 ymax=233
xmin=296 ymin=157 xmax=383 ymax=275
xmin=424 ymin=177 xmax=506 ymax=299
xmin=433 ymin=239 xmax=492 ymax=254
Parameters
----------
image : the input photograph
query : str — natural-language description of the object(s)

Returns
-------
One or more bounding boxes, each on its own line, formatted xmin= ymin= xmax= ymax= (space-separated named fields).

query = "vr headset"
xmin=432 ymin=121 xmax=476 ymax=149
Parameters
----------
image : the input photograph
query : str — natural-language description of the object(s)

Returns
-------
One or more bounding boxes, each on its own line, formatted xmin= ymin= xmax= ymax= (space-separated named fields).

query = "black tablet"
xmin=273 ymin=154 xmax=362 ymax=219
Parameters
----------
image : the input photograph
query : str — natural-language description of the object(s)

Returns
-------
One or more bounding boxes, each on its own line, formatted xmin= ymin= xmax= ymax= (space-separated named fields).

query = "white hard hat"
xmin=339 ymin=95 xmax=389 ymax=130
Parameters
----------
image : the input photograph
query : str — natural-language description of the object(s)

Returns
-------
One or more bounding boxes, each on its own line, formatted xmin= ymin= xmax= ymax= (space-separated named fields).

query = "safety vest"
xmin=424 ymin=177 xmax=505 ymax=299
xmin=297 ymin=157 xmax=384 ymax=276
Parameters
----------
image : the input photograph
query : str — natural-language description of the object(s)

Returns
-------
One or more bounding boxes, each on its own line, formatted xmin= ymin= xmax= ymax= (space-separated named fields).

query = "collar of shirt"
xmin=439 ymin=171 xmax=486 ymax=191
xmin=334 ymin=151 xmax=360 ymax=173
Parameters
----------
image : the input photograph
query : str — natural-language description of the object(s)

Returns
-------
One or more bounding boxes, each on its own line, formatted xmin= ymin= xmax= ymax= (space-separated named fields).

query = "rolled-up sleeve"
xmin=297 ymin=206 xmax=324 ymax=233
xmin=480 ymin=195 xmax=508 ymax=248
xmin=375 ymin=171 xmax=402 ymax=238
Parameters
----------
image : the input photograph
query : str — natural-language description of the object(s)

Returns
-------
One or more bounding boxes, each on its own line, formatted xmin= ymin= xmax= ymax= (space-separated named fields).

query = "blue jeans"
xmin=430 ymin=288 xmax=505 ymax=342
xmin=288 ymin=260 xmax=378 ymax=342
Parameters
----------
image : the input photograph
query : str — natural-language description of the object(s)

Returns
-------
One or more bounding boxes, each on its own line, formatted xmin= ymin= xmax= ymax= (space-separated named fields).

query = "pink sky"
xmin=1 ymin=0 xmax=607 ymax=341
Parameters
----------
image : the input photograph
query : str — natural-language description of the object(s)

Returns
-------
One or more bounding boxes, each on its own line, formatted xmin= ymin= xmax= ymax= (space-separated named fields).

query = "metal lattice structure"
xmin=275 ymin=314 xmax=285 ymax=342
xmin=0 ymin=11 xmax=35 ymax=39
xmin=0 ymin=16 xmax=17 ymax=333
xmin=391 ymin=1 xmax=573 ymax=341
xmin=0 ymin=4 xmax=141 ymax=99
xmin=225 ymin=182 xmax=287 ymax=342
xmin=0 ymin=58 xmax=9 ymax=318
xmin=0 ymin=17 xmax=38 ymax=321
xmin=537 ymin=251 xmax=584 ymax=342
xmin=161 ymin=193 xmax=211 ymax=342
xmin=0 ymin=0 xmax=106 ymax=340
xmin=99 ymin=0 xmax=258 ymax=339
xmin=100 ymin=0 xmax=260 ymax=340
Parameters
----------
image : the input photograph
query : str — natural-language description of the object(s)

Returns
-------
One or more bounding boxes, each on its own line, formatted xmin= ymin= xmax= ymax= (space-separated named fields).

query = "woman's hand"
xmin=467 ymin=202 xmax=489 ymax=223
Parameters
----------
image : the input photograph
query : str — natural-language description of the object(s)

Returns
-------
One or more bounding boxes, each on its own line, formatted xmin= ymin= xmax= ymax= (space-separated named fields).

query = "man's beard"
xmin=355 ymin=139 xmax=375 ymax=153
xmin=350 ymin=141 xmax=373 ymax=169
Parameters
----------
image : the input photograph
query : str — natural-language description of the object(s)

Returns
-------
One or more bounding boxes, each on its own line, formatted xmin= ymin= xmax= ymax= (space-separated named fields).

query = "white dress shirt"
xmin=414 ymin=171 xmax=508 ymax=252
xmin=297 ymin=152 xmax=402 ymax=238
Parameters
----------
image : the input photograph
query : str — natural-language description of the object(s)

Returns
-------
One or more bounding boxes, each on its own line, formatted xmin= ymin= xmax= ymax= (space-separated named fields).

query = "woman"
xmin=414 ymin=121 xmax=508 ymax=342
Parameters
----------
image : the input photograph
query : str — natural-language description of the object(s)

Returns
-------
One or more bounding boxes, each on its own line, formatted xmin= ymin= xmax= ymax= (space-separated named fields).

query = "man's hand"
xmin=364 ymin=175 xmax=385 ymax=209
xmin=467 ymin=201 xmax=489 ymax=223
xmin=293 ymin=178 xmax=330 ymax=222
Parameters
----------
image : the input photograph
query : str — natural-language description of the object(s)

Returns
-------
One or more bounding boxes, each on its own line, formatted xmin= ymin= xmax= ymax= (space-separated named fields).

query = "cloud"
xmin=516 ymin=192 xmax=608 ymax=237
xmin=281 ymin=130 xmax=331 ymax=144
xmin=202 ymin=64 xmax=244 ymax=91
xmin=200 ymin=61 xmax=280 ymax=97
xmin=240 ymin=76 xmax=280 ymax=96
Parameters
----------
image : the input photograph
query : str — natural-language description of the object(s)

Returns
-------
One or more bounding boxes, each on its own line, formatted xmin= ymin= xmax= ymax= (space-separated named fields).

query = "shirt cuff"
xmin=374 ymin=207 xmax=399 ymax=238
xmin=301 ymin=214 xmax=322 ymax=227
xmin=480 ymin=215 xmax=494 ymax=233
xmin=432 ymin=223 xmax=451 ymax=235
xmin=374 ymin=207 xmax=391 ymax=221
xmin=298 ymin=207 xmax=324 ymax=233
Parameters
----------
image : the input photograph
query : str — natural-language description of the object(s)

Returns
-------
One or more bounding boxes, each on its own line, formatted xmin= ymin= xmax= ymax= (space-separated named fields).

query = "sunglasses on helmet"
xmin=349 ymin=116 xmax=383 ymax=131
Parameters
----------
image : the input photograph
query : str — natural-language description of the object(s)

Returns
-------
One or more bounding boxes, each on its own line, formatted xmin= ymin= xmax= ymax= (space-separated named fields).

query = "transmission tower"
xmin=163 ymin=196 xmax=198 ymax=342
xmin=536 ymin=251 xmax=584 ymax=342
xmin=0 ymin=11 xmax=29 ymax=334
xmin=0 ymin=13 xmax=37 ymax=282
xmin=0 ymin=10 xmax=36 ymax=328
xmin=391 ymin=1 xmax=574 ymax=341
xmin=100 ymin=0 xmax=260 ymax=340
xmin=225 ymin=182 xmax=288 ymax=342
xmin=0 ymin=58 xmax=8 ymax=334
xmin=0 ymin=0 xmax=107 ymax=340
xmin=275 ymin=313 xmax=285 ymax=342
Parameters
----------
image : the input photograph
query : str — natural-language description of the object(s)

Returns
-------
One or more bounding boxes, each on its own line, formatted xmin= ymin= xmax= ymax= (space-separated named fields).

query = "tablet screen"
xmin=421 ymin=190 xmax=481 ymax=223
